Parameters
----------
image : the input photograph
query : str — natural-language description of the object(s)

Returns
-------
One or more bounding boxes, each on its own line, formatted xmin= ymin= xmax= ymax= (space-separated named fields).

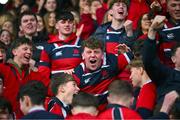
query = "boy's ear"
xmin=12 ymin=49 xmax=17 ymax=56
xmin=109 ymin=9 xmax=113 ymax=16
xmin=171 ymin=56 xmax=176 ymax=64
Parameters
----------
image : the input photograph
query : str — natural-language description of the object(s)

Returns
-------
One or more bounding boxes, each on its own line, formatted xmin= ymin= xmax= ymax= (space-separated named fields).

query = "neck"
xmin=111 ymin=19 xmax=125 ymax=30
xmin=13 ymin=58 xmax=23 ymax=68
xmin=141 ymin=71 xmax=151 ymax=87
xmin=142 ymin=29 xmax=148 ymax=35
xmin=56 ymin=95 xmax=69 ymax=105
xmin=58 ymin=33 xmax=68 ymax=40
xmin=109 ymin=98 xmax=130 ymax=108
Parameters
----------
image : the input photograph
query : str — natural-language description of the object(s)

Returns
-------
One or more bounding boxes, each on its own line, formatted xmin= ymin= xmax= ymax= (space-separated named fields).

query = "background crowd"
xmin=0 ymin=0 xmax=179 ymax=119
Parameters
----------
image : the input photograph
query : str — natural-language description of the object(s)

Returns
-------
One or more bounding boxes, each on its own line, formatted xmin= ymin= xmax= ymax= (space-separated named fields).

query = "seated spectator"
xmin=67 ymin=92 xmax=99 ymax=119
xmin=0 ymin=97 xmax=14 ymax=119
xmin=17 ymin=80 xmax=63 ymax=119
xmin=45 ymin=73 xmax=79 ymax=118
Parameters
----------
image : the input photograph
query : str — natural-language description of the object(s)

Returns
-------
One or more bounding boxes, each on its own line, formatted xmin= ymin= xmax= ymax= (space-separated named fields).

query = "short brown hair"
xmin=82 ymin=36 xmax=104 ymax=52
xmin=127 ymin=57 xmax=145 ymax=69
xmin=108 ymin=80 xmax=133 ymax=98
xmin=109 ymin=0 xmax=129 ymax=9
xmin=50 ymin=73 xmax=75 ymax=95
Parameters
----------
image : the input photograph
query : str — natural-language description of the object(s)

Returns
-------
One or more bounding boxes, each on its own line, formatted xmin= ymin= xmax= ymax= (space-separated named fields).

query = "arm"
xmin=38 ymin=49 xmax=51 ymax=87
xmin=143 ymin=15 xmax=170 ymax=85
xmin=150 ymin=90 xmax=179 ymax=119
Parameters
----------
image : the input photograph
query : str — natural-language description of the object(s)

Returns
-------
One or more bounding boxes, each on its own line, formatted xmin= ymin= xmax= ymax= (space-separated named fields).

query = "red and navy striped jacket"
xmin=45 ymin=97 xmax=71 ymax=118
xmin=73 ymin=52 xmax=133 ymax=110
xmin=38 ymin=33 xmax=82 ymax=86
xmin=98 ymin=104 xmax=142 ymax=119
xmin=158 ymin=20 xmax=180 ymax=68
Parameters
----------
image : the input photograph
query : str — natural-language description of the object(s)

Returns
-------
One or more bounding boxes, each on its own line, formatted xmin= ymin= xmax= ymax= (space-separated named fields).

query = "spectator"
xmin=45 ymin=73 xmax=79 ymax=118
xmin=0 ymin=41 xmax=6 ymax=63
xmin=18 ymin=3 xmax=31 ymax=14
xmin=75 ymin=0 xmax=95 ymax=40
xmin=38 ymin=11 xmax=82 ymax=90
xmin=0 ymin=74 xmax=4 ymax=96
xmin=143 ymin=15 xmax=180 ymax=113
xmin=90 ymin=0 xmax=103 ymax=29
xmin=18 ymin=11 xmax=48 ymax=65
xmin=135 ymin=13 xmax=153 ymax=41
xmin=98 ymin=80 xmax=179 ymax=119
xmin=17 ymin=80 xmax=63 ymax=119
xmin=128 ymin=57 xmax=157 ymax=118
xmin=94 ymin=0 xmax=134 ymax=81
xmin=67 ymin=92 xmax=99 ymax=119
xmin=0 ymin=29 xmax=12 ymax=46
xmin=38 ymin=0 xmax=59 ymax=16
xmin=0 ymin=97 xmax=14 ymax=119
xmin=98 ymin=80 xmax=142 ymax=119
xmin=155 ymin=0 xmax=180 ymax=67
xmin=43 ymin=11 xmax=57 ymax=35
xmin=72 ymin=37 xmax=133 ymax=111
xmin=1 ymin=38 xmax=42 ymax=118
xmin=1 ymin=20 xmax=16 ymax=39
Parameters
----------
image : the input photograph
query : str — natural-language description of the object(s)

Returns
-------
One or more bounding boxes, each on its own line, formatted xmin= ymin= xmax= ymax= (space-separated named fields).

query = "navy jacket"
xmin=21 ymin=110 xmax=63 ymax=119
xmin=143 ymin=38 xmax=180 ymax=103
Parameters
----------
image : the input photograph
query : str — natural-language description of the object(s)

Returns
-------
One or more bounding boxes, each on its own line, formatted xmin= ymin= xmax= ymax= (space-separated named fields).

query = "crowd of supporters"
xmin=0 ymin=0 xmax=180 ymax=119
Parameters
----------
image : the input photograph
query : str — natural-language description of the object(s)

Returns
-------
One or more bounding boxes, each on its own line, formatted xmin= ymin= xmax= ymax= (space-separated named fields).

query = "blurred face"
xmin=56 ymin=19 xmax=74 ymax=37
xmin=63 ymin=81 xmax=79 ymax=104
xmin=0 ymin=48 xmax=6 ymax=63
xmin=90 ymin=0 xmax=102 ymax=15
xmin=2 ymin=21 xmax=13 ymax=34
xmin=82 ymin=47 xmax=103 ymax=71
xmin=20 ymin=4 xmax=30 ymax=13
xmin=167 ymin=0 xmax=180 ymax=21
xmin=0 ymin=108 xmax=10 ymax=120
xmin=129 ymin=67 xmax=142 ymax=87
xmin=44 ymin=0 xmax=57 ymax=12
xmin=172 ymin=47 xmax=180 ymax=69
xmin=12 ymin=44 xmax=33 ymax=67
xmin=141 ymin=14 xmax=152 ymax=33
xmin=48 ymin=12 xmax=56 ymax=27
xmin=79 ymin=0 xmax=89 ymax=9
xmin=20 ymin=15 xmax=37 ymax=36
xmin=0 ymin=31 xmax=11 ymax=45
xmin=110 ymin=2 xmax=128 ymax=21
xmin=0 ymin=78 xmax=3 ymax=95
xmin=36 ymin=15 xmax=44 ymax=32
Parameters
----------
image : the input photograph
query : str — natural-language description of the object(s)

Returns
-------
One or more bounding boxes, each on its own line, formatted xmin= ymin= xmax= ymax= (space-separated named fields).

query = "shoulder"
xmin=21 ymin=110 xmax=63 ymax=119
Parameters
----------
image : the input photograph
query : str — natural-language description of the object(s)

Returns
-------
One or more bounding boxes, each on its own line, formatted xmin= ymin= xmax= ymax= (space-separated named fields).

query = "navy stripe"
xmin=38 ymin=62 xmax=50 ymax=67
xmin=113 ymin=107 xmax=121 ymax=120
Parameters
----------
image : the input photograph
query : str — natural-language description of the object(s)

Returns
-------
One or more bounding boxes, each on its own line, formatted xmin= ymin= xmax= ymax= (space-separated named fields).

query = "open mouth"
xmin=118 ymin=11 xmax=124 ymax=15
xmin=90 ymin=59 xmax=97 ymax=64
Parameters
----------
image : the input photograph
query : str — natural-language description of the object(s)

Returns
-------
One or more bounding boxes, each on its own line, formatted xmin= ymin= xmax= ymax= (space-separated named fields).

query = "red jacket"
xmin=1 ymin=61 xmax=42 ymax=118
xmin=98 ymin=104 xmax=142 ymax=119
